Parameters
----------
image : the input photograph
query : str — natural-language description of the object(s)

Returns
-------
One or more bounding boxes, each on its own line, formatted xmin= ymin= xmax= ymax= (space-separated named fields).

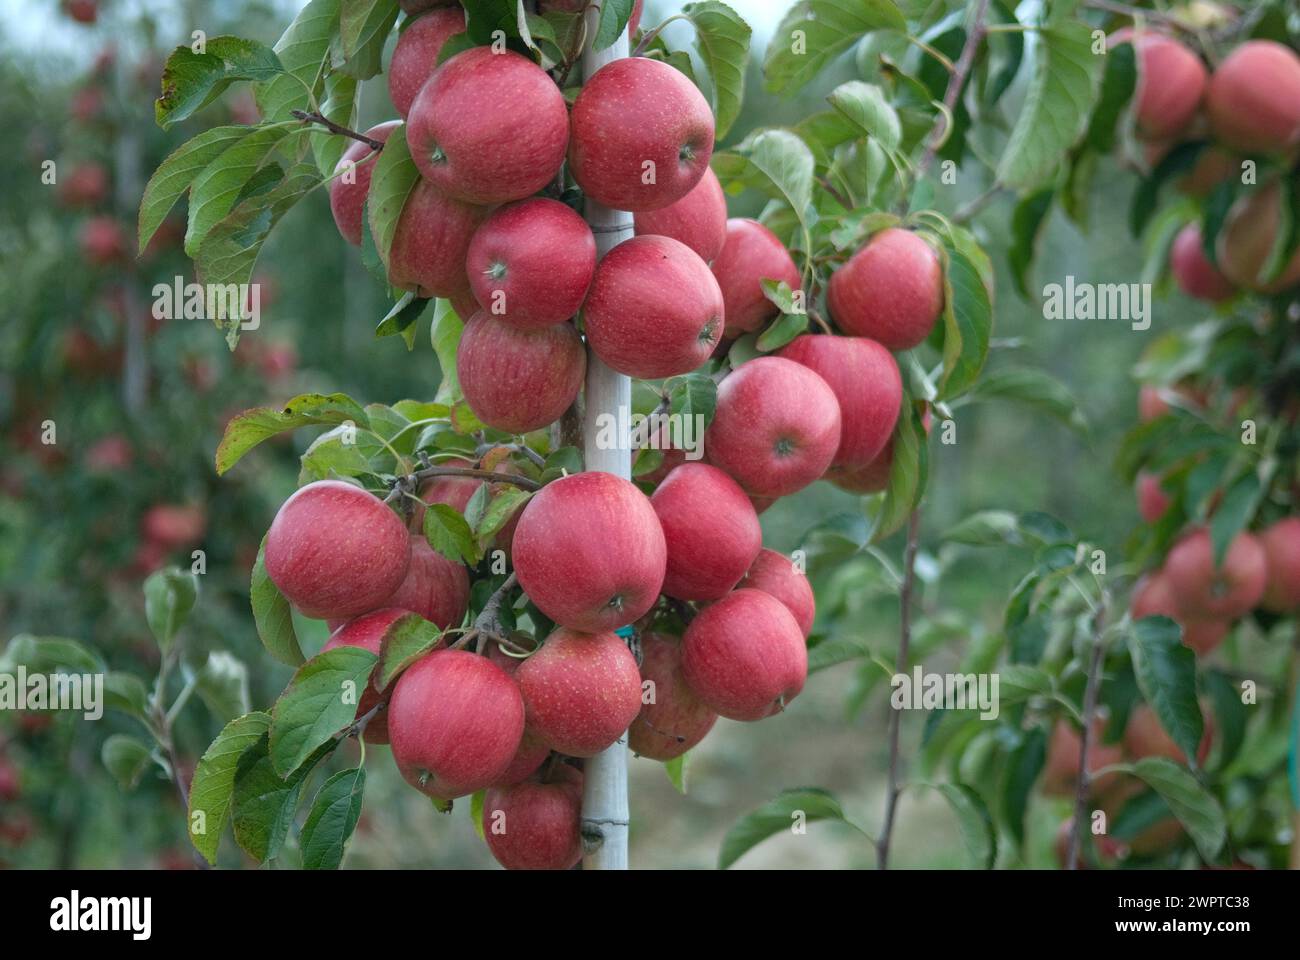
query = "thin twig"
xmin=877 ymin=508 xmax=922 ymax=870
xmin=1069 ymin=597 xmax=1109 ymax=870
xmin=290 ymin=109 xmax=386 ymax=150
xmin=914 ymin=0 xmax=991 ymax=183
xmin=472 ymin=573 xmax=519 ymax=654
xmin=411 ymin=465 xmax=542 ymax=491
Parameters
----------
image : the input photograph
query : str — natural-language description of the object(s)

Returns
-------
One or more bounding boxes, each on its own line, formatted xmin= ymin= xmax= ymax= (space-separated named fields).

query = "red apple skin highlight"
xmin=1163 ymin=528 xmax=1267 ymax=621
xmin=407 ymin=47 xmax=569 ymax=205
xmin=322 ymin=607 xmax=410 ymax=745
xmin=633 ymin=167 xmax=728 ymax=263
xmin=1113 ymin=32 xmax=1207 ymax=141
xmin=264 ymin=480 xmax=411 ymax=621
xmin=387 ymin=7 xmax=466 ymax=118
xmin=1170 ymin=223 xmax=1235 ymax=302
xmin=387 ymin=649 xmax=525 ymax=799
xmin=681 ymin=588 xmax=808 ymax=722
xmin=381 ymin=179 xmax=487 ymax=300
xmin=628 ymin=632 xmax=717 ymax=761
xmin=383 ymin=535 xmax=470 ymax=629
xmin=710 ymin=218 xmax=802 ymax=337
xmin=828 ymin=228 xmax=944 ymax=350
xmin=583 ymin=235 xmax=724 ymax=379
xmin=568 ymin=56 xmax=715 ymax=212
xmin=650 ymin=462 xmax=761 ymax=602
xmin=739 ymin=548 xmax=816 ymax=637
xmin=1260 ymin=517 xmax=1300 ymax=613
xmin=512 ymin=471 xmax=667 ymax=632
xmin=516 ymin=628 xmax=643 ymax=757
xmin=466 ymin=198 xmax=596 ymax=329
xmin=483 ymin=772 xmax=583 ymax=870
xmin=704 ymin=356 xmax=842 ymax=498
xmin=455 ymin=311 xmax=586 ymax=433
xmin=329 ymin=122 xmax=400 ymax=245
xmin=1206 ymin=40 xmax=1300 ymax=154
xmin=778 ymin=334 xmax=902 ymax=470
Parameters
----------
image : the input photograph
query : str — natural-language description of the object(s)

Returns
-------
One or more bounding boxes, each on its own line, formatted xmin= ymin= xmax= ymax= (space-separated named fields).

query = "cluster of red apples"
xmin=1114 ymin=31 xmax=1300 ymax=299
xmin=1131 ymin=386 xmax=1300 ymax=656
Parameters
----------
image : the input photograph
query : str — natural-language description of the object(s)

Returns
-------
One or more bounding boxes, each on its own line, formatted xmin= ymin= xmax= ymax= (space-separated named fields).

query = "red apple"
xmin=512 ymin=471 xmax=667 ymax=632
xmin=329 ymin=120 xmax=400 ymax=245
xmin=828 ymin=228 xmax=943 ymax=350
xmin=84 ymin=434 xmax=132 ymax=472
xmin=484 ymin=638 xmax=551 ymax=786
xmin=583 ymin=235 xmax=724 ymax=378
xmin=739 ymin=549 xmax=815 ymax=637
xmin=388 ymin=649 xmax=525 ymax=798
xmin=80 ymin=216 xmax=125 ymax=265
xmin=1136 ymin=471 xmax=1171 ymax=524
xmin=408 ymin=47 xmax=568 ymax=205
xmin=1169 ymin=223 xmax=1234 ymax=302
xmin=650 ymin=463 xmax=760 ymax=601
xmin=59 ymin=162 xmax=109 ymax=207
xmin=1164 ymin=528 xmax=1267 ymax=620
xmin=1110 ymin=31 xmax=1207 ymax=141
xmin=1217 ymin=181 xmax=1300 ymax=294
xmin=1206 ymin=40 xmax=1300 ymax=154
xmin=0 ymin=756 xmax=20 ymax=802
xmin=516 ymin=628 xmax=643 ymax=757
xmin=681 ymin=588 xmax=807 ymax=721
xmin=633 ymin=167 xmax=727 ymax=262
xmin=483 ymin=771 xmax=582 ymax=870
xmin=387 ymin=7 xmax=467 ymax=118
xmin=264 ymin=480 xmax=411 ymax=620
xmin=1041 ymin=715 xmax=1125 ymax=797
xmin=456 ymin=311 xmax=586 ymax=433
xmin=1138 ymin=385 xmax=1170 ymax=422
xmin=778 ymin=334 xmax=902 ymax=470
xmin=321 ymin=607 xmax=411 ymax=745
xmin=1123 ymin=702 xmax=1213 ymax=767
xmin=628 ymin=631 xmax=717 ymax=760
xmin=1260 ymin=517 xmax=1300 ymax=613
xmin=410 ymin=456 xmax=479 ymax=530
xmin=466 ymin=198 xmax=596 ymax=329
xmin=710 ymin=218 xmax=801 ymax=337
xmin=568 ymin=56 xmax=714 ymax=212
xmin=142 ymin=503 xmax=206 ymax=549
xmin=381 ymin=179 xmax=488 ymax=299
xmin=1130 ymin=571 xmax=1229 ymax=655
xmin=704 ymin=357 xmax=842 ymax=498
xmin=383 ymin=535 xmax=470 ymax=629
xmin=63 ymin=0 xmax=97 ymax=24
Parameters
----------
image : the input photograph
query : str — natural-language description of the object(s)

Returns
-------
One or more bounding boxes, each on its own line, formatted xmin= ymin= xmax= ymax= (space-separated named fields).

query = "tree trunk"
xmin=578 ymin=8 xmax=633 ymax=871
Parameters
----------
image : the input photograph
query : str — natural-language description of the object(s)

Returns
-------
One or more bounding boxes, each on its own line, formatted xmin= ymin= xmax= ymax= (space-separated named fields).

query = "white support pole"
xmin=578 ymin=9 xmax=634 ymax=871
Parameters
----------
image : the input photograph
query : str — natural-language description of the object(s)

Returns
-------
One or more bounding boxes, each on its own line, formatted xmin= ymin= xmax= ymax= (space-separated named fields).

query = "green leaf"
xmin=665 ymin=754 xmax=689 ymax=794
xmin=871 ymin=399 xmax=928 ymax=543
xmin=756 ymin=310 xmax=809 ymax=352
xmin=937 ymin=240 xmax=992 ymax=401
xmin=298 ymin=426 xmax=374 ymax=484
xmin=478 ymin=487 xmax=532 ymax=543
xmin=963 ymin=367 xmax=1087 ymax=432
xmin=216 ymin=392 xmax=369 ymax=475
xmin=431 ymin=301 xmax=466 ymax=405
xmin=541 ymin=446 xmax=583 ymax=483
xmin=367 ymin=123 xmax=419 ymax=270
xmin=666 ymin=373 xmax=718 ymax=424
xmin=712 ymin=128 xmax=815 ymax=228
xmin=256 ymin=0 xmax=343 ymax=122
xmin=0 ymin=635 xmax=102 ymax=674
xmin=1127 ymin=757 xmax=1226 ymax=860
xmin=184 ymin=125 xmax=293 ymax=257
xmin=470 ymin=789 xmax=487 ymax=839
xmin=680 ymin=2 xmax=752 ymax=140
xmin=592 ymin=0 xmax=635 ymax=50
xmin=997 ymin=664 xmax=1054 ymax=703
xmin=943 ymin=509 xmax=1021 ymax=546
xmin=270 ymin=646 xmax=379 ymax=776
xmin=1001 ymin=727 xmax=1046 ymax=848
xmin=764 ymin=0 xmax=906 ymax=96
xmin=376 ymin=292 xmax=432 ymax=350
xmin=103 ymin=672 xmax=150 ymax=721
xmin=102 ymin=735 xmax=155 ymax=791
xmin=310 ymin=72 xmax=359 ymax=178
xmin=996 ymin=21 xmax=1103 ymax=192
xmin=1129 ymin=615 xmax=1204 ymax=769
xmin=718 ymin=787 xmax=864 ymax=869
xmin=195 ymin=651 xmax=252 ymax=722
xmin=300 ymin=767 xmax=367 ymax=869
xmin=931 ymin=783 xmax=997 ymax=869
xmin=143 ymin=567 xmax=198 ymax=652
xmin=1085 ymin=40 xmax=1136 ymax=153
xmin=1209 ymin=472 xmax=1262 ymax=566
xmin=231 ymin=733 xmax=334 ymax=862
xmin=807 ymin=635 xmax=871 ymax=672
xmin=138 ymin=126 xmax=251 ymax=255
xmin=826 ymin=80 xmax=901 ymax=151
xmin=423 ymin=503 xmax=481 ymax=564
xmin=1008 ymin=188 xmax=1053 ymax=299
xmin=250 ymin=534 xmax=304 ymax=667
xmin=188 ymin=711 xmax=272 ymax=865
xmin=155 ymin=36 xmax=285 ymax=127
xmin=337 ymin=0 xmax=400 ymax=79
xmin=376 ymin=613 xmax=442 ymax=690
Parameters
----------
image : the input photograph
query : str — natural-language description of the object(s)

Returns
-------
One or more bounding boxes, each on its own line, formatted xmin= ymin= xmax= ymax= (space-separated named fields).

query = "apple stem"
xmin=289 ymin=109 xmax=386 ymax=151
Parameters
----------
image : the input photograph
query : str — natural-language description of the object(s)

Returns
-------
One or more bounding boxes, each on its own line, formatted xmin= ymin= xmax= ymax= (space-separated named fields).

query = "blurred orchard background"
xmin=0 ymin=0 xmax=1286 ymax=869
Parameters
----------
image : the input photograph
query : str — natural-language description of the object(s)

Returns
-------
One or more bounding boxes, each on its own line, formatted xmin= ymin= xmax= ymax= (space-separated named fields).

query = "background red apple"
xmin=1163 ymin=528 xmax=1266 ymax=620
xmin=1123 ymin=702 xmax=1213 ymax=767
xmin=321 ymin=607 xmax=412 ymax=744
xmin=383 ymin=534 xmax=470 ymax=629
xmin=583 ymin=234 xmax=723 ymax=378
xmin=739 ymin=548 xmax=815 ymax=638
xmin=828 ymin=228 xmax=943 ymax=350
xmin=628 ymin=632 xmax=717 ymax=760
xmin=387 ymin=7 xmax=467 ymax=118
xmin=329 ymin=120 xmax=400 ymax=245
xmin=1131 ymin=571 xmax=1230 ymax=656
xmin=1206 ymin=40 xmax=1300 ymax=154
xmin=710 ymin=218 xmax=801 ymax=337
xmin=483 ymin=770 xmax=583 ymax=870
xmin=381 ymin=179 xmax=487 ymax=299
xmin=264 ymin=480 xmax=411 ymax=620
xmin=1169 ymin=223 xmax=1235 ymax=302
xmin=512 ymin=471 xmax=666 ymax=632
xmin=1111 ymin=31 xmax=1206 ymax=141
xmin=1259 ymin=517 xmax=1300 ymax=612
xmin=633 ymin=167 xmax=727 ymax=262
xmin=650 ymin=462 xmax=761 ymax=601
